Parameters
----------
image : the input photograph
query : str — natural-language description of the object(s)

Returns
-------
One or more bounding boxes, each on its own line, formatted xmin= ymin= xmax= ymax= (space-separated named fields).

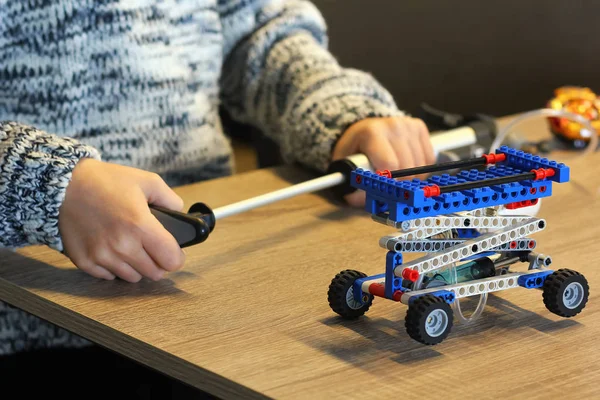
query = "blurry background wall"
xmin=311 ymin=0 xmax=597 ymax=117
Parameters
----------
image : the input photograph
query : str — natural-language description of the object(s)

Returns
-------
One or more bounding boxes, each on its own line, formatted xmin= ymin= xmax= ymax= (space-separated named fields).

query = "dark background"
xmin=311 ymin=0 xmax=596 ymax=117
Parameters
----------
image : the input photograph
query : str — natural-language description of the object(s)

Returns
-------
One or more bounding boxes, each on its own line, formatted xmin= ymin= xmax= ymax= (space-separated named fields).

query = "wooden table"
xmin=1 ymin=117 xmax=599 ymax=399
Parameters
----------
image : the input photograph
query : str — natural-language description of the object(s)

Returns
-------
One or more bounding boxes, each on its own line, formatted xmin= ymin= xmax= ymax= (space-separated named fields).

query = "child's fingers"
xmin=105 ymin=260 xmax=143 ymax=283
xmin=141 ymin=173 xmax=184 ymax=212
xmin=122 ymin=245 xmax=166 ymax=281
xmin=66 ymin=247 xmax=116 ymax=280
xmin=392 ymin=138 xmax=417 ymax=172
xmin=382 ymin=118 xmax=415 ymax=173
xmin=346 ymin=132 xmax=401 ymax=208
xmin=358 ymin=129 xmax=400 ymax=171
xmin=142 ymin=215 xmax=186 ymax=273
xmin=406 ymin=120 xmax=427 ymax=168
xmin=344 ymin=189 xmax=366 ymax=208
xmin=138 ymin=174 xmax=186 ymax=274
xmin=408 ymin=135 xmax=426 ymax=169
xmin=81 ymin=263 xmax=116 ymax=281
xmin=90 ymin=247 xmax=143 ymax=282
xmin=414 ymin=118 xmax=436 ymax=164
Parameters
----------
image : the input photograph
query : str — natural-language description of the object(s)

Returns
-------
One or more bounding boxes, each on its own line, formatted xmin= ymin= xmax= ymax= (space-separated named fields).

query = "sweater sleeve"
xmin=0 ymin=121 xmax=101 ymax=252
xmin=218 ymin=0 xmax=404 ymax=172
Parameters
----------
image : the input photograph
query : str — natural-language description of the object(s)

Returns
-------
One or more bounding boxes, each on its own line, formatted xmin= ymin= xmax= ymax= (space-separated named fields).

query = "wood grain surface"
xmin=1 ymin=118 xmax=599 ymax=399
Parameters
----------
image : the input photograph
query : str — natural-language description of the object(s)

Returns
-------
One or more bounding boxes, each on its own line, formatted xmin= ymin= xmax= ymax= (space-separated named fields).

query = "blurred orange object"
xmin=547 ymin=86 xmax=600 ymax=147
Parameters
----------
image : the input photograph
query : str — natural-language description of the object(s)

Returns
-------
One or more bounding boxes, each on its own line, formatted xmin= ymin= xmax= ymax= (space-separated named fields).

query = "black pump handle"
xmin=149 ymin=205 xmax=212 ymax=248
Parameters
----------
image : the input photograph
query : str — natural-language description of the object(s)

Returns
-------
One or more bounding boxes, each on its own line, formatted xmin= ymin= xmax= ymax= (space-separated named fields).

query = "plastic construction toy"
xmin=547 ymin=86 xmax=600 ymax=148
xmin=327 ymin=146 xmax=589 ymax=345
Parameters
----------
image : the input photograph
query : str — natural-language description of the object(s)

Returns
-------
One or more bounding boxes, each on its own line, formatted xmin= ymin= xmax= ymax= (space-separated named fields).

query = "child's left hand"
xmin=332 ymin=116 xmax=436 ymax=207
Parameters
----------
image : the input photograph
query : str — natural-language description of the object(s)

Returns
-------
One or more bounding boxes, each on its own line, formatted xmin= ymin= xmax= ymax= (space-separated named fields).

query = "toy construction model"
xmin=327 ymin=146 xmax=589 ymax=345
xmin=148 ymin=123 xmax=590 ymax=347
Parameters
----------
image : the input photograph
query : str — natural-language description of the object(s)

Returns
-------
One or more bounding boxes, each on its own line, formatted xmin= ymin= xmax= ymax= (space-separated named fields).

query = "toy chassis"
xmin=327 ymin=146 xmax=589 ymax=345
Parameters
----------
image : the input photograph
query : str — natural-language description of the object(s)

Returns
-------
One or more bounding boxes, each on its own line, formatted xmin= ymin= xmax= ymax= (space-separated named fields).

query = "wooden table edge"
xmin=0 ymin=276 xmax=270 ymax=399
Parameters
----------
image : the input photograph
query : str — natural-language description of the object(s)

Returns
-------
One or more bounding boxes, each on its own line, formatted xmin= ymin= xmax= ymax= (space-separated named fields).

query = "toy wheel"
xmin=543 ymin=268 xmax=589 ymax=317
xmin=328 ymin=270 xmax=373 ymax=319
xmin=405 ymin=294 xmax=453 ymax=345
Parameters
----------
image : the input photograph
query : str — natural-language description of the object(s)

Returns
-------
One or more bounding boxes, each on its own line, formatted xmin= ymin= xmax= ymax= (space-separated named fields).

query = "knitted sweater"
xmin=0 ymin=0 xmax=402 ymax=355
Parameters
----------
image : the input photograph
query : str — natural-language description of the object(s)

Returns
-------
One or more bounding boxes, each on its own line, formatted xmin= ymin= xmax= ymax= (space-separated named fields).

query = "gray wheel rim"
xmin=346 ymin=286 xmax=364 ymax=310
xmin=425 ymin=309 xmax=449 ymax=337
xmin=563 ymin=282 xmax=584 ymax=309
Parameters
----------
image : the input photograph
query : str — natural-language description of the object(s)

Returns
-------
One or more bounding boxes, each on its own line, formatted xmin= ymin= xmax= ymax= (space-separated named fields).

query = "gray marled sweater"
xmin=0 ymin=0 xmax=403 ymax=355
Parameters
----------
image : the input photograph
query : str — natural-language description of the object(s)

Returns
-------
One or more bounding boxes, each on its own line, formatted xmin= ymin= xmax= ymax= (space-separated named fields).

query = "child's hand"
xmin=332 ymin=116 xmax=435 ymax=207
xmin=58 ymin=159 xmax=186 ymax=282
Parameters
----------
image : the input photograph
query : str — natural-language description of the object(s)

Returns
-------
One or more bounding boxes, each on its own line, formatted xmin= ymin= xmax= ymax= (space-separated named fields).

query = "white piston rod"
xmin=212 ymin=126 xmax=478 ymax=220
xmin=212 ymin=153 xmax=369 ymax=220
xmin=430 ymin=126 xmax=477 ymax=156
xmin=213 ymin=171 xmax=345 ymax=220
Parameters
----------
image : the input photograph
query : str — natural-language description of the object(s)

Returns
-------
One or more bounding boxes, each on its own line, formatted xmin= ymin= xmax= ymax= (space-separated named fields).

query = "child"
xmin=0 ymin=0 xmax=434 ymax=356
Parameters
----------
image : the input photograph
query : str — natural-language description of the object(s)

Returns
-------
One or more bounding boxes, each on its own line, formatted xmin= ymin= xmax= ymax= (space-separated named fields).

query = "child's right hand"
xmin=58 ymin=159 xmax=186 ymax=282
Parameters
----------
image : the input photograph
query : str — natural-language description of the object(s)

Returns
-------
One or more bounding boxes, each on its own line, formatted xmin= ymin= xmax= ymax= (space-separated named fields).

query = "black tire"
xmin=543 ymin=268 xmax=589 ymax=317
xmin=405 ymin=294 xmax=453 ymax=345
xmin=328 ymin=270 xmax=373 ymax=319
